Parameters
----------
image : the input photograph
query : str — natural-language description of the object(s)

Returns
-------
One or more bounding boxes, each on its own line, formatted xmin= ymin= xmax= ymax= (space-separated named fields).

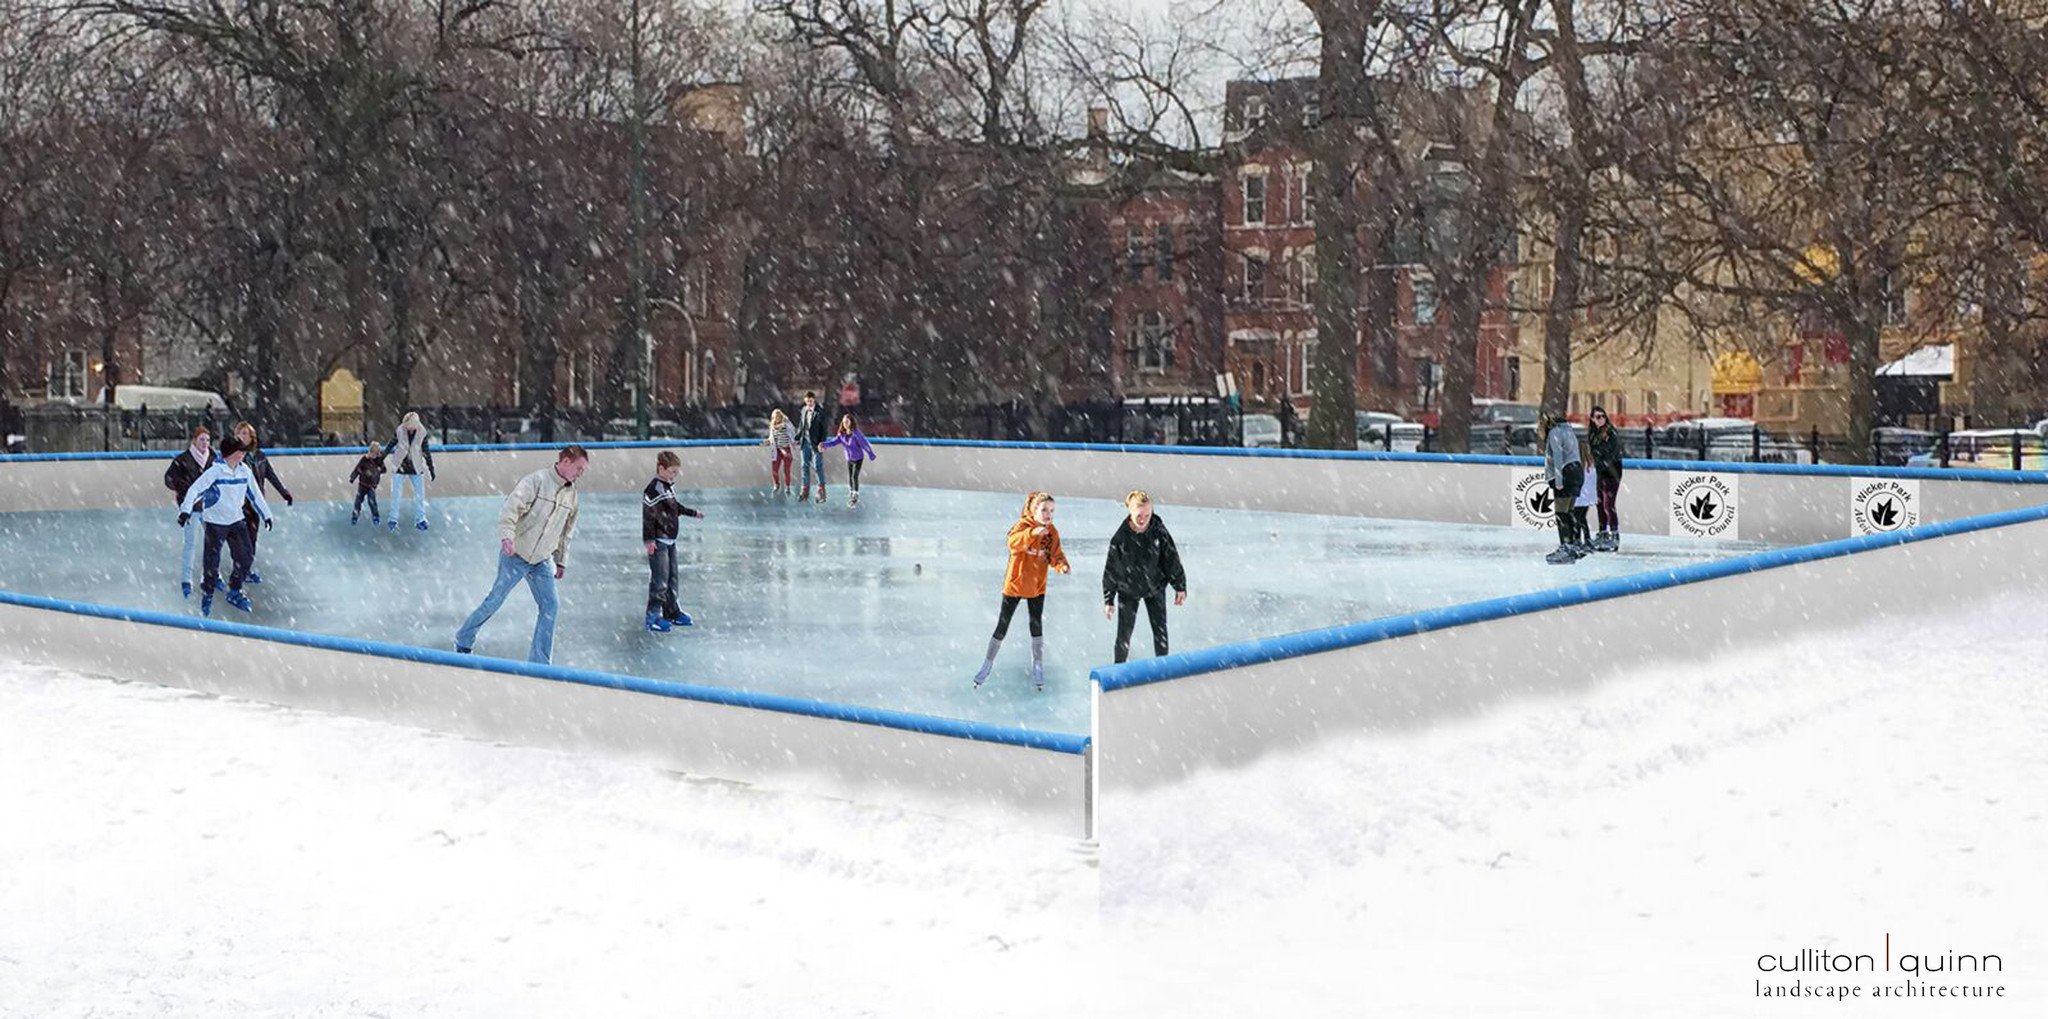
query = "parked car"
xmin=1506 ymin=421 xmax=1587 ymax=457
xmin=1871 ymin=427 xmax=1938 ymax=466
xmin=1655 ymin=417 xmax=1813 ymax=464
xmin=601 ymin=418 xmax=688 ymax=441
xmin=1906 ymin=429 xmax=2048 ymax=470
xmin=1241 ymin=413 xmax=1284 ymax=448
xmin=1471 ymin=399 xmax=1540 ymax=427
xmin=1359 ymin=421 xmax=1426 ymax=452
xmin=1356 ymin=410 xmax=1405 ymax=431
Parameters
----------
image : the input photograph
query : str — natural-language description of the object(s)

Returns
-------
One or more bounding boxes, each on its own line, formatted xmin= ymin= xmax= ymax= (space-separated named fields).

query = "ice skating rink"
xmin=0 ymin=485 xmax=1767 ymax=733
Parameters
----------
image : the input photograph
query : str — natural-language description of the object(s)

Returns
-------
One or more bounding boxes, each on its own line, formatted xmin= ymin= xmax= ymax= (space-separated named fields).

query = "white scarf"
xmin=393 ymin=424 xmax=430 ymax=474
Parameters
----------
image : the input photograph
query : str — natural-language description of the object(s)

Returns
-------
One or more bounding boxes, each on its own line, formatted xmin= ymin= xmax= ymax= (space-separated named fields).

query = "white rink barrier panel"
xmin=1091 ymin=503 xmax=2048 ymax=797
xmin=868 ymin=440 xmax=2048 ymax=546
xmin=0 ymin=592 xmax=1093 ymax=838
xmin=0 ymin=440 xmax=762 ymax=513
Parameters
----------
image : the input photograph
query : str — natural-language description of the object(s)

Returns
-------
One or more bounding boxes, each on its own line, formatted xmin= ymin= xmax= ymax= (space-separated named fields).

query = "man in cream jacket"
xmin=455 ymin=445 xmax=587 ymax=663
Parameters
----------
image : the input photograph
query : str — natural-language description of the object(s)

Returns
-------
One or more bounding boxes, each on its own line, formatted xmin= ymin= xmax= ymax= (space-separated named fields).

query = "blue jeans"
xmin=800 ymin=441 xmax=826 ymax=493
xmin=394 ymin=473 xmax=428 ymax=524
xmin=179 ymin=514 xmax=203 ymax=584
xmin=456 ymin=553 xmax=559 ymax=663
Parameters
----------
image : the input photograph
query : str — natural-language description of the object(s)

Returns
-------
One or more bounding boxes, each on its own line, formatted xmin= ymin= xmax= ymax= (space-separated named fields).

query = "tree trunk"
xmin=1304 ymin=1 xmax=1371 ymax=450
xmin=1541 ymin=198 xmax=1585 ymax=417
xmin=1970 ymin=242 xmax=2029 ymax=426
xmin=1436 ymin=264 xmax=1483 ymax=452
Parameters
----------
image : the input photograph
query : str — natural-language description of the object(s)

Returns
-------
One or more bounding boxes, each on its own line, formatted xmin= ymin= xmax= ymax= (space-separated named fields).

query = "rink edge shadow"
xmin=0 ymin=589 xmax=1089 ymax=755
xmin=1089 ymin=501 xmax=2048 ymax=693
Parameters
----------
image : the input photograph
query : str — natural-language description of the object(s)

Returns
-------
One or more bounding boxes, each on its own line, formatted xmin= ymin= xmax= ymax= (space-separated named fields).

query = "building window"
xmin=566 ymin=352 xmax=581 ymax=408
xmin=1128 ymin=310 xmax=1174 ymax=373
xmin=586 ymin=351 xmax=600 ymax=408
xmin=1646 ymin=390 xmax=1660 ymax=415
xmin=1882 ymin=274 xmax=1909 ymax=326
xmin=1413 ymin=275 xmax=1438 ymax=325
xmin=1243 ymin=253 xmax=1267 ymax=305
xmin=48 ymin=349 xmax=87 ymax=400
xmin=1291 ymin=164 xmax=1312 ymax=224
xmin=1251 ymin=360 xmax=1267 ymax=394
xmin=1292 ymin=337 xmax=1316 ymax=395
xmin=1244 ymin=94 xmax=1267 ymax=130
xmin=1154 ymin=223 xmax=1174 ymax=281
xmin=1242 ymin=173 xmax=1266 ymax=225
xmin=686 ymin=262 xmax=711 ymax=317
xmin=1505 ymin=355 xmax=1521 ymax=401
xmin=1126 ymin=225 xmax=1147 ymax=278
xmin=1290 ymin=250 xmax=1316 ymax=307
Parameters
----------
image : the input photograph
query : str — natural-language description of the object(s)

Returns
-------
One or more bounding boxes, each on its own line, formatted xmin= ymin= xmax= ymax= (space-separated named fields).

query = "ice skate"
xmin=1545 ymin=545 xmax=1578 ymax=565
xmin=645 ymin=611 xmax=672 ymax=633
xmin=971 ymin=637 xmax=1001 ymax=688
xmin=416 ymin=519 xmax=429 ymax=531
xmin=224 ymin=590 xmax=253 ymax=612
xmin=799 ymin=486 xmax=810 ymax=501
xmin=849 ymin=491 xmax=859 ymax=507
xmin=199 ymin=592 xmax=215 ymax=616
xmin=245 ymin=572 xmax=263 ymax=585
xmin=181 ymin=581 xmax=192 ymax=599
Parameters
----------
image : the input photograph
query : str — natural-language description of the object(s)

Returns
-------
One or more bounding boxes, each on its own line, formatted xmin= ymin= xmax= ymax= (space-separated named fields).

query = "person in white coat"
xmin=382 ymin=411 xmax=437 ymax=531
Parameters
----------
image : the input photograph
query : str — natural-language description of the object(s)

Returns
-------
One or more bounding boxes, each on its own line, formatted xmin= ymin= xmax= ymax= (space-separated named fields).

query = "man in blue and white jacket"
xmin=178 ymin=435 xmax=275 ymax=616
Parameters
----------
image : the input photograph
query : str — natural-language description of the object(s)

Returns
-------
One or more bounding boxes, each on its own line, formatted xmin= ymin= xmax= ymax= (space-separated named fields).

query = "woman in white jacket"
xmin=382 ymin=411 xmax=437 ymax=531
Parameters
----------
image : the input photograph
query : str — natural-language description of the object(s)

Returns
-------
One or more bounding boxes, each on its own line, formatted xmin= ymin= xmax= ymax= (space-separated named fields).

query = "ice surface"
xmin=0 ymin=485 xmax=1769 ymax=733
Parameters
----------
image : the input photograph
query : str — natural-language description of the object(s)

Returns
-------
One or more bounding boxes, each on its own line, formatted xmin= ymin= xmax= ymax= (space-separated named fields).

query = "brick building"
xmin=1218 ymin=79 xmax=1521 ymax=423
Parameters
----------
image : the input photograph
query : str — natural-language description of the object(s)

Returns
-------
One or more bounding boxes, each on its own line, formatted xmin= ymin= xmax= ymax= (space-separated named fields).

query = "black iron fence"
xmin=10 ymin=397 xmax=2044 ymax=473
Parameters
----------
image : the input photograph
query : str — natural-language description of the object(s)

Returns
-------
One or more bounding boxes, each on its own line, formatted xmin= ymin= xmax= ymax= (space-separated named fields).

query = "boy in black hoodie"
xmin=1101 ymin=490 xmax=1189 ymax=663
xmin=641 ymin=451 xmax=706 ymax=632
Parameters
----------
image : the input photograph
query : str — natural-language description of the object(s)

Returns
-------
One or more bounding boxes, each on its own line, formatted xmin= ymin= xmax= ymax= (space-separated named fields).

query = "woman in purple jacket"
xmin=820 ymin=415 xmax=877 ymax=508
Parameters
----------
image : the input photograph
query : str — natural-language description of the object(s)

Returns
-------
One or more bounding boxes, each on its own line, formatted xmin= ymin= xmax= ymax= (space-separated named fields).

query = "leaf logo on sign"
xmin=1690 ymin=492 xmax=1718 ymax=522
xmin=1530 ymin=489 xmax=1553 ymax=516
xmin=1871 ymin=498 xmax=1899 ymax=528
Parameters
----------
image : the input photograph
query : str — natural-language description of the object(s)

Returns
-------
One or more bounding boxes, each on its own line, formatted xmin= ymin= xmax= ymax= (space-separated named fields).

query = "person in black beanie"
xmin=1101 ymin=490 xmax=1189 ymax=663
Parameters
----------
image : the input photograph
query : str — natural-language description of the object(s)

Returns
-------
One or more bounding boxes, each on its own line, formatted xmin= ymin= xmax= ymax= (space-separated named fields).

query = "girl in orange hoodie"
xmin=972 ymin=491 xmax=1071 ymax=691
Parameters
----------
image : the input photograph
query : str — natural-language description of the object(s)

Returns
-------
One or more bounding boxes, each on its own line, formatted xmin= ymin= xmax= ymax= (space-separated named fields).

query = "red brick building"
xmin=1219 ymin=79 xmax=1521 ymax=422
xmin=1061 ymin=112 xmax=1226 ymax=403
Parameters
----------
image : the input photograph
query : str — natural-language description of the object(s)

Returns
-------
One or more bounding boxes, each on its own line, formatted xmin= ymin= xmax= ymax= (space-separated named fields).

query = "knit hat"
xmin=219 ymin=436 xmax=248 ymax=457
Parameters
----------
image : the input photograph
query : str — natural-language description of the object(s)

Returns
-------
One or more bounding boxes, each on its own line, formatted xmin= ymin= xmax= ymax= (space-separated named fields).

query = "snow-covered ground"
xmin=4 ymin=595 xmax=2043 ymax=1017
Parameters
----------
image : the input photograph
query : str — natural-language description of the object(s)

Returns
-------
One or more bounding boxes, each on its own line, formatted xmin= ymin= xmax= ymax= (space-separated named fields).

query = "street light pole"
xmin=629 ymin=0 xmax=651 ymax=441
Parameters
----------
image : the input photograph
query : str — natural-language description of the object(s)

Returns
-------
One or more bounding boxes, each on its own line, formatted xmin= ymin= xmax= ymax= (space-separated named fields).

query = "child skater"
xmin=765 ymin=408 xmax=795 ymax=496
xmin=1101 ymin=490 xmax=1188 ymax=664
xmin=348 ymin=444 xmax=388 ymax=525
xmin=820 ymin=414 xmax=877 ymax=507
xmin=972 ymin=491 xmax=1070 ymax=692
xmin=176 ymin=435 xmax=275 ymax=617
xmin=642 ymin=450 xmax=706 ymax=632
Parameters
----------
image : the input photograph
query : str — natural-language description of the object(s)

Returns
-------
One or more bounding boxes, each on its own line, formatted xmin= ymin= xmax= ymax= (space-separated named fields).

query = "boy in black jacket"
xmin=642 ymin=451 xmax=706 ymax=632
xmin=1101 ymin=490 xmax=1189 ymax=663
